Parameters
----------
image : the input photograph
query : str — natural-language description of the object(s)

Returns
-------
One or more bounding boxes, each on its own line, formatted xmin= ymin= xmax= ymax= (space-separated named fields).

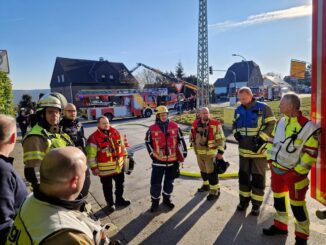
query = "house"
xmin=50 ymin=57 xmax=139 ymax=106
xmin=214 ymin=60 xmax=264 ymax=98
xmin=213 ymin=78 xmax=228 ymax=101
xmin=263 ymin=75 xmax=292 ymax=88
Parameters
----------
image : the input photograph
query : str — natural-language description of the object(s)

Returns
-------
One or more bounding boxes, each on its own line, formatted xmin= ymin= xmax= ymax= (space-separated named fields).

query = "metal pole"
xmin=70 ymin=83 xmax=73 ymax=103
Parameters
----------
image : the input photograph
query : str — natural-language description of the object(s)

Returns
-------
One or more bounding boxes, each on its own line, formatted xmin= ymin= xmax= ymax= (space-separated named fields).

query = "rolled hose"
xmin=180 ymin=170 xmax=238 ymax=178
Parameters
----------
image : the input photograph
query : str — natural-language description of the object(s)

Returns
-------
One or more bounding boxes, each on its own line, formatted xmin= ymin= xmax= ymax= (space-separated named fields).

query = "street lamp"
xmin=232 ymin=53 xmax=250 ymax=86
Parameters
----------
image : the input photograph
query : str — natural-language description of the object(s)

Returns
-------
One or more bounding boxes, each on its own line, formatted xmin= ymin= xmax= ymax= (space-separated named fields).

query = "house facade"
xmin=214 ymin=60 xmax=264 ymax=99
xmin=50 ymin=57 xmax=139 ymax=107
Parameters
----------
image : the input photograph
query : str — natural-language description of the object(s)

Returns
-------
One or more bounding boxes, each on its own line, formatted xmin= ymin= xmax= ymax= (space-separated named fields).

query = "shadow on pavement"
xmin=214 ymin=209 xmax=287 ymax=245
xmin=139 ymin=194 xmax=214 ymax=245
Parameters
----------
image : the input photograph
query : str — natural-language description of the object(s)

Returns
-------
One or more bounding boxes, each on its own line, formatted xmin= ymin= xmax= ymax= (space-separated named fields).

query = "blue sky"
xmin=1 ymin=0 xmax=312 ymax=89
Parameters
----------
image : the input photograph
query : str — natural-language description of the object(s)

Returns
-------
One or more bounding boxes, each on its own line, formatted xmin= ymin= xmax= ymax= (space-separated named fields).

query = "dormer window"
xmin=101 ymin=74 xmax=106 ymax=82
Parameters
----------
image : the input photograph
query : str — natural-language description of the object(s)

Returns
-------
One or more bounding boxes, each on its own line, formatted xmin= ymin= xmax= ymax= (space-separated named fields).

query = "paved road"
xmin=12 ymin=113 xmax=326 ymax=245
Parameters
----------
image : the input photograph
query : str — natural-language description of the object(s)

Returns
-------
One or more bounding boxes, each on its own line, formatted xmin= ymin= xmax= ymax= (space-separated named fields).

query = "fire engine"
xmin=76 ymin=88 xmax=168 ymax=121
xmin=130 ymin=63 xmax=197 ymax=109
xmin=311 ymin=0 xmax=326 ymax=218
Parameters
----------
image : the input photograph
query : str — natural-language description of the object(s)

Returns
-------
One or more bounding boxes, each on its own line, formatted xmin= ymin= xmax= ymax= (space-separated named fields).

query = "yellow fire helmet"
xmin=36 ymin=92 xmax=67 ymax=112
xmin=155 ymin=105 xmax=169 ymax=115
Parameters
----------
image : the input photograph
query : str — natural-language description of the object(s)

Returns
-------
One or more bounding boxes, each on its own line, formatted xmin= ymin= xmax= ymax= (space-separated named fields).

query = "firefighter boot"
xmin=236 ymin=201 xmax=249 ymax=211
xmin=106 ymin=203 xmax=116 ymax=213
xmin=198 ymin=184 xmax=210 ymax=192
xmin=250 ymin=205 xmax=260 ymax=216
xmin=262 ymin=225 xmax=288 ymax=236
xmin=207 ymin=189 xmax=221 ymax=201
xmin=115 ymin=197 xmax=131 ymax=207
xmin=295 ymin=236 xmax=307 ymax=245
xmin=150 ymin=198 xmax=160 ymax=213
xmin=163 ymin=194 xmax=175 ymax=209
xmin=198 ymin=172 xmax=210 ymax=192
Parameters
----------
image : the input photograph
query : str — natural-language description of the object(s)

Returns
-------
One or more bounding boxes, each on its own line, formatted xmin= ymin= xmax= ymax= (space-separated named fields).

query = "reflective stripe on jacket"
xmin=86 ymin=128 xmax=127 ymax=177
xmin=266 ymin=112 xmax=319 ymax=174
xmin=149 ymin=121 xmax=179 ymax=162
xmin=233 ymin=100 xmax=276 ymax=158
xmin=6 ymin=194 xmax=109 ymax=244
xmin=22 ymin=124 xmax=73 ymax=167
xmin=191 ymin=119 xmax=225 ymax=156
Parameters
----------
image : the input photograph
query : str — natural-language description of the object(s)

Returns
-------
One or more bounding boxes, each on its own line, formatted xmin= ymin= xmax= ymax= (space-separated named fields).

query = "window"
xmin=61 ymin=74 xmax=64 ymax=82
xmin=101 ymin=74 xmax=106 ymax=82
xmin=109 ymin=75 xmax=114 ymax=80
xmin=57 ymin=75 xmax=61 ymax=83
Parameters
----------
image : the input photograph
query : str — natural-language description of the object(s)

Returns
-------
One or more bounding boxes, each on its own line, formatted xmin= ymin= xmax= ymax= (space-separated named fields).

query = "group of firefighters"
xmin=0 ymin=86 xmax=320 ymax=244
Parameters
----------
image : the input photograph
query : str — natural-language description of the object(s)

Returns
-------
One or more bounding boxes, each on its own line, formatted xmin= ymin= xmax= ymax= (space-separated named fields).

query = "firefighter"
xmin=0 ymin=115 xmax=28 ymax=244
xmin=86 ymin=116 xmax=130 ymax=213
xmin=262 ymin=93 xmax=319 ymax=245
xmin=145 ymin=105 xmax=187 ymax=212
xmin=60 ymin=103 xmax=91 ymax=198
xmin=22 ymin=93 xmax=74 ymax=190
xmin=16 ymin=107 xmax=30 ymax=138
xmin=6 ymin=147 xmax=121 ymax=244
xmin=233 ymin=87 xmax=276 ymax=215
xmin=190 ymin=107 xmax=225 ymax=201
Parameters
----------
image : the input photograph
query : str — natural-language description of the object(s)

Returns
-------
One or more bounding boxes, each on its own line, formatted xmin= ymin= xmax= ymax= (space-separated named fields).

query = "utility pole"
xmin=197 ymin=0 xmax=209 ymax=109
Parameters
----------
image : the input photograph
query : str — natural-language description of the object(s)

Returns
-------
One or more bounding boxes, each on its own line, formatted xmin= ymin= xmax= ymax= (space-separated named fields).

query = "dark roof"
xmin=51 ymin=57 xmax=137 ymax=86
xmin=225 ymin=60 xmax=256 ymax=83
xmin=214 ymin=78 xmax=228 ymax=87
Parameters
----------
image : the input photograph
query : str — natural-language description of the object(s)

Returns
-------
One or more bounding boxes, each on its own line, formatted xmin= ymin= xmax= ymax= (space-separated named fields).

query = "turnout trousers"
xmin=196 ymin=154 xmax=219 ymax=192
xmin=238 ymin=156 xmax=267 ymax=207
xmin=271 ymin=167 xmax=310 ymax=240
xmin=150 ymin=164 xmax=177 ymax=200
xmin=100 ymin=172 xmax=125 ymax=205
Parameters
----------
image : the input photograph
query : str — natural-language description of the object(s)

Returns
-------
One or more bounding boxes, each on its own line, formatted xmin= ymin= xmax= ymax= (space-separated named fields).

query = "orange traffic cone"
xmin=124 ymin=134 xmax=129 ymax=147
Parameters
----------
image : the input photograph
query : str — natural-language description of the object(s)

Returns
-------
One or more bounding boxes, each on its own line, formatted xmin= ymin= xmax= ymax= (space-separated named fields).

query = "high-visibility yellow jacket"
xmin=6 ymin=194 xmax=109 ymax=244
xmin=233 ymin=99 xmax=276 ymax=158
xmin=86 ymin=128 xmax=127 ymax=177
xmin=22 ymin=124 xmax=73 ymax=168
xmin=266 ymin=112 xmax=320 ymax=175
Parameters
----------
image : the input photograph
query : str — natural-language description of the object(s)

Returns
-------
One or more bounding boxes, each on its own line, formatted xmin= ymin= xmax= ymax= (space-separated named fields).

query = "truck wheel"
xmin=104 ymin=113 xmax=113 ymax=121
xmin=144 ymin=109 xmax=152 ymax=118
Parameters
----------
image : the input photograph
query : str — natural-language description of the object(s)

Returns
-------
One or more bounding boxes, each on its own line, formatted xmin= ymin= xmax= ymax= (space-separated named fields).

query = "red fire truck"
xmin=311 ymin=0 xmax=326 ymax=218
xmin=76 ymin=88 xmax=168 ymax=121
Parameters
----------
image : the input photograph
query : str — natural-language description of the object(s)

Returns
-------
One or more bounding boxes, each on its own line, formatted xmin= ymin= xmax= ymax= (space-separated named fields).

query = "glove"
xmin=234 ymin=132 xmax=242 ymax=141
xmin=252 ymin=136 xmax=265 ymax=152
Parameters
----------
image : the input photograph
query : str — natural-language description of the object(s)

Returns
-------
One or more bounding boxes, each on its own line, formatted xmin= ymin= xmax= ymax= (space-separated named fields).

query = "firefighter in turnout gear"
xmin=191 ymin=107 xmax=225 ymax=201
xmin=233 ymin=87 xmax=276 ymax=216
xmin=22 ymin=93 xmax=74 ymax=190
xmin=86 ymin=116 xmax=130 ymax=213
xmin=263 ymin=93 xmax=320 ymax=245
xmin=145 ymin=106 xmax=187 ymax=212
xmin=6 ymin=147 xmax=120 ymax=244
xmin=60 ymin=103 xmax=91 ymax=198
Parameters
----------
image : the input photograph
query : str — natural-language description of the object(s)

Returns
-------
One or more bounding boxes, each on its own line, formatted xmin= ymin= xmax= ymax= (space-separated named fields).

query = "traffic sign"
xmin=174 ymin=82 xmax=184 ymax=93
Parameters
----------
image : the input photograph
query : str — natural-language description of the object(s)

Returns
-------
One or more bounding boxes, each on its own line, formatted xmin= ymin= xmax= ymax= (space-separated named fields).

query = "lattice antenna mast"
xmin=196 ymin=0 xmax=210 ymax=109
